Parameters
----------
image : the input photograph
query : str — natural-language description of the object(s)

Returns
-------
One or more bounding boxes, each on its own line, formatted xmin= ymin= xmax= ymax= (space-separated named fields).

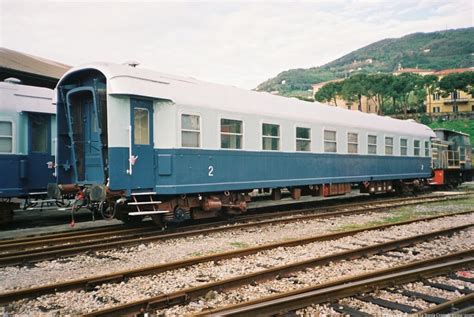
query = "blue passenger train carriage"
xmin=0 ymin=79 xmax=56 ymax=224
xmin=52 ymin=63 xmax=435 ymax=225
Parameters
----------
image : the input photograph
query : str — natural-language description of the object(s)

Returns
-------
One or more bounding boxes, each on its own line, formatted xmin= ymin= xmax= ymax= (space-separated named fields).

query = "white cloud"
xmin=1 ymin=0 xmax=472 ymax=89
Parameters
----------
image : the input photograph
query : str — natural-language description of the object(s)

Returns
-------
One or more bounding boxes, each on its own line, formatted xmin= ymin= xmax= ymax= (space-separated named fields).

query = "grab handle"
xmin=127 ymin=125 xmax=133 ymax=175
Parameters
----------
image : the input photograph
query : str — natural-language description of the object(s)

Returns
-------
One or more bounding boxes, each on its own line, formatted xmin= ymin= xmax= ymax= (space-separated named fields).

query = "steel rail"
xmin=73 ymin=224 xmax=474 ymax=316
xmin=0 ymin=193 xmax=460 ymax=250
xmin=0 ymin=223 xmax=134 ymax=245
xmin=3 ymin=192 xmax=467 ymax=247
xmin=414 ymin=293 xmax=474 ymax=315
xmin=0 ymin=191 xmax=408 ymax=244
xmin=1 ymin=211 xmax=470 ymax=304
xmin=200 ymin=254 xmax=473 ymax=316
xmin=0 ymin=196 xmax=468 ymax=266
xmin=233 ymin=193 xmax=467 ymax=222
xmin=0 ymin=226 xmax=158 ymax=251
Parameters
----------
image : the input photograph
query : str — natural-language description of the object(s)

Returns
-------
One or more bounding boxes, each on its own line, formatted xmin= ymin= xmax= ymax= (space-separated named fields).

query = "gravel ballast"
xmin=1 ymin=202 xmax=472 ymax=293
xmin=4 ymin=213 xmax=473 ymax=315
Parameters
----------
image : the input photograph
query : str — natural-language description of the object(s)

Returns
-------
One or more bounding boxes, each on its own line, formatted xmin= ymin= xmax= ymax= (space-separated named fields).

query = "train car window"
xmin=400 ymin=138 xmax=408 ymax=156
xmin=262 ymin=123 xmax=280 ymax=151
xmin=134 ymin=108 xmax=150 ymax=145
xmin=414 ymin=140 xmax=420 ymax=156
xmin=324 ymin=130 xmax=337 ymax=153
xmin=0 ymin=121 xmax=13 ymax=153
xmin=296 ymin=127 xmax=311 ymax=151
xmin=385 ymin=137 xmax=393 ymax=155
xmin=347 ymin=132 xmax=358 ymax=154
xmin=181 ymin=114 xmax=200 ymax=147
xmin=221 ymin=119 xmax=242 ymax=149
xmin=368 ymin=135 xmax=377 ymax=154
xmin=424 ymin=140 xmax=430 ymax=157
xmin=31 ymin=116 xmax=49 ymax=153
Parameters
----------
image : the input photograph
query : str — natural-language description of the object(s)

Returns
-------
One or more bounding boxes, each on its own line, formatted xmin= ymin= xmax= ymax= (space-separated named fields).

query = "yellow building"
xmin=312 ymin=80 xmax=378 ymax=113
xmin=425 ymin=68 xmax=474 ymax=114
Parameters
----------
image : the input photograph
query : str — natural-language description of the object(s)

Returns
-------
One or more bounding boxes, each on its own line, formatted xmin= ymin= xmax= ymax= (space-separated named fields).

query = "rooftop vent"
xmin=123 ymin=60 xmax=140 ymax=68
xmin=4 ymin=77 xmax=22 ymax=84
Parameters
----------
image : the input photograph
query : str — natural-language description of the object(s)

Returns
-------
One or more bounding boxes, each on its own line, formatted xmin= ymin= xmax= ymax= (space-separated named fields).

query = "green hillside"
xmin=257 ymin=28 xmax=474 ymax=97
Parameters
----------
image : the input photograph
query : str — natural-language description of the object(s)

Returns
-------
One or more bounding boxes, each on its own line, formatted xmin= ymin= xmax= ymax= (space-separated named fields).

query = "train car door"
xmin=130 ymin=98 xmax=155 ymax=190
xmin=66 ymin=88 xmax=105 ymax=184
xmin=82 ymin=98 xmax=103 ymax=182
xmin=27 ymin=113 xmax=54 ymax=191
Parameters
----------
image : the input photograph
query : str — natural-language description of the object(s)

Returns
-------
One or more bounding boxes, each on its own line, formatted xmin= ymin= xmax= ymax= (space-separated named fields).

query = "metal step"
xmin=129 ymin=210 xmax=169 ymax=216
xmin=58 ymin=207 xmax=73 ymax=211
xmin=128 ymin=201 xmax=162 ymax=206
xmin=28 ymin=191 xmax=48 ymax=196
xmin=26 ymin=206 xmax=59 ymax=211
xmin=131 ymin=191 xmax=157 ymax=196
xmin=28 ymin=199 xmax=57 ymax=204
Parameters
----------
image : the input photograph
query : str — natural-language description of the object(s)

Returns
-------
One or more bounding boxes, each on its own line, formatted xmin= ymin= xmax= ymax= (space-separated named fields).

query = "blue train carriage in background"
xmin=51 ymin=62 xmax=435 ymax=226
xmin=0 ymin=79 xmax=56 ymax=225
xmin=430 ymin=128 xmax=472 ymax=187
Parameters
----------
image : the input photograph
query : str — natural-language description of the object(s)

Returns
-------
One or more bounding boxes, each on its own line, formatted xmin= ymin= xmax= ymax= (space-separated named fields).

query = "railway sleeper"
xmin=330 ymin=303 xmax=372 ymax=317
xmin=355 ymin=295 xmax=421 ymax=313
xmin=422 ymin=280 xmax=472 ymax=294
xmin=398 ymin=289 xmax=448 ymax=304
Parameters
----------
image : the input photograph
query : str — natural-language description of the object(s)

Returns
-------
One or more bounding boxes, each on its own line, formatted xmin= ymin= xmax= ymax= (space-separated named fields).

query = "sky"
xmin=1 ymin=0 xmax=473 ymax=89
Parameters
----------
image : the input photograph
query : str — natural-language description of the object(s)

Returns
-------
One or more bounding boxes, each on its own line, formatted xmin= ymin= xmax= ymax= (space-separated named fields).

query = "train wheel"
xmin=121 ymin=215 xmax=144 ymax=225
xmin=0 ymin=202 xmax=15 ymax=226
xmin=99 ymin=201 xmax=115 ymax=220
xmin=150 ymin=214 xmax=165 ymax=228
xmin=219 ymin=208 xmax=236 ymax=221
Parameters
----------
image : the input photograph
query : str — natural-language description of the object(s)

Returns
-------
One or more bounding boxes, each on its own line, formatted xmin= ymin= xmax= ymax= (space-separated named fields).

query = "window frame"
xmin=261 ymin=121 xmax=281 ymax=151
xmin=295 ymin=125 xmax=311 ymax=152
xmin=424 ymin=140 xmax=430 ymax=157
xmin=347 ymin=131 xmax=359 ymax=154
xmin=384 ymin=136 xmax=394 ymax=155
xmin=413 ymin=139 xmax=421 ymax=156
xmin=219 ymin=116 xmax=244 ymax=150
xmin=180 ymin=112 xmax=202 ymax=148
xmin=0 ymin=119 xmax=14 ymax=154
xmin=133 ymin=107 xmax=150 ymax=146
xmin=323 ymin=129 xmax=337 ymax=153
xmin=400 ymin=137 xmax=408 ymax=156
xmin=367 ymin=134 xmax=377 ymax=155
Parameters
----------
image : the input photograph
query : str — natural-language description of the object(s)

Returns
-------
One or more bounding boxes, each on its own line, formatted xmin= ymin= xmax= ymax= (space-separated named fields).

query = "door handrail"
xmin=127 ymin=125 xmax=133 ymax=175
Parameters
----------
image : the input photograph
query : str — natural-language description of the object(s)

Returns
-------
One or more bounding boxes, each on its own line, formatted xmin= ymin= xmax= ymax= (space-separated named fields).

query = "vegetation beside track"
xmin=336 ymin=195 xmax=474 ymax=231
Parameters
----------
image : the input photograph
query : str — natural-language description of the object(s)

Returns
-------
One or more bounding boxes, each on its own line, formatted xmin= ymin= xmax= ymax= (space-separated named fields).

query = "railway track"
xmin=1 ymin=212 xmax=472 ymax=315
xmin=84 ymin=224 xmax=474 ymax=316
xmin=0 ymin=193 xmax=467 ymax=266
xmin=201 ymin=254 xmax=473 ymax=316
xmin=1 ymin=192 xmax=465 ymax=245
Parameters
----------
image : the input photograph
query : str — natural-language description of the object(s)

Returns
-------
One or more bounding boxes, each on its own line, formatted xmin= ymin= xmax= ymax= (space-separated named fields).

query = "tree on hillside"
xmin=389 ymin=73 xmax=424 ymax=117
xmin=314 ymin=81 xmax=342 ymax=106
xmin=365 ymin=73 xmax=395 ymax=115
xmin=466 ymin=71 xmax=474 ymax=96
xmin=439 ymin=72 xmax=474 ymax=111
xmin=423 ymin=75 xmax=439 ymax=113
xmin=341 ymin=74 xmax=368 ymax=111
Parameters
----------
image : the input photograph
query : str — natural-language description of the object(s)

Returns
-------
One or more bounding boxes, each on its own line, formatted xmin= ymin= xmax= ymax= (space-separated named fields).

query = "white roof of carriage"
xmin=60 ymin=62 xmax=435 ymax=138
xmin=0 ymin=81 xmax=54 ymax=114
